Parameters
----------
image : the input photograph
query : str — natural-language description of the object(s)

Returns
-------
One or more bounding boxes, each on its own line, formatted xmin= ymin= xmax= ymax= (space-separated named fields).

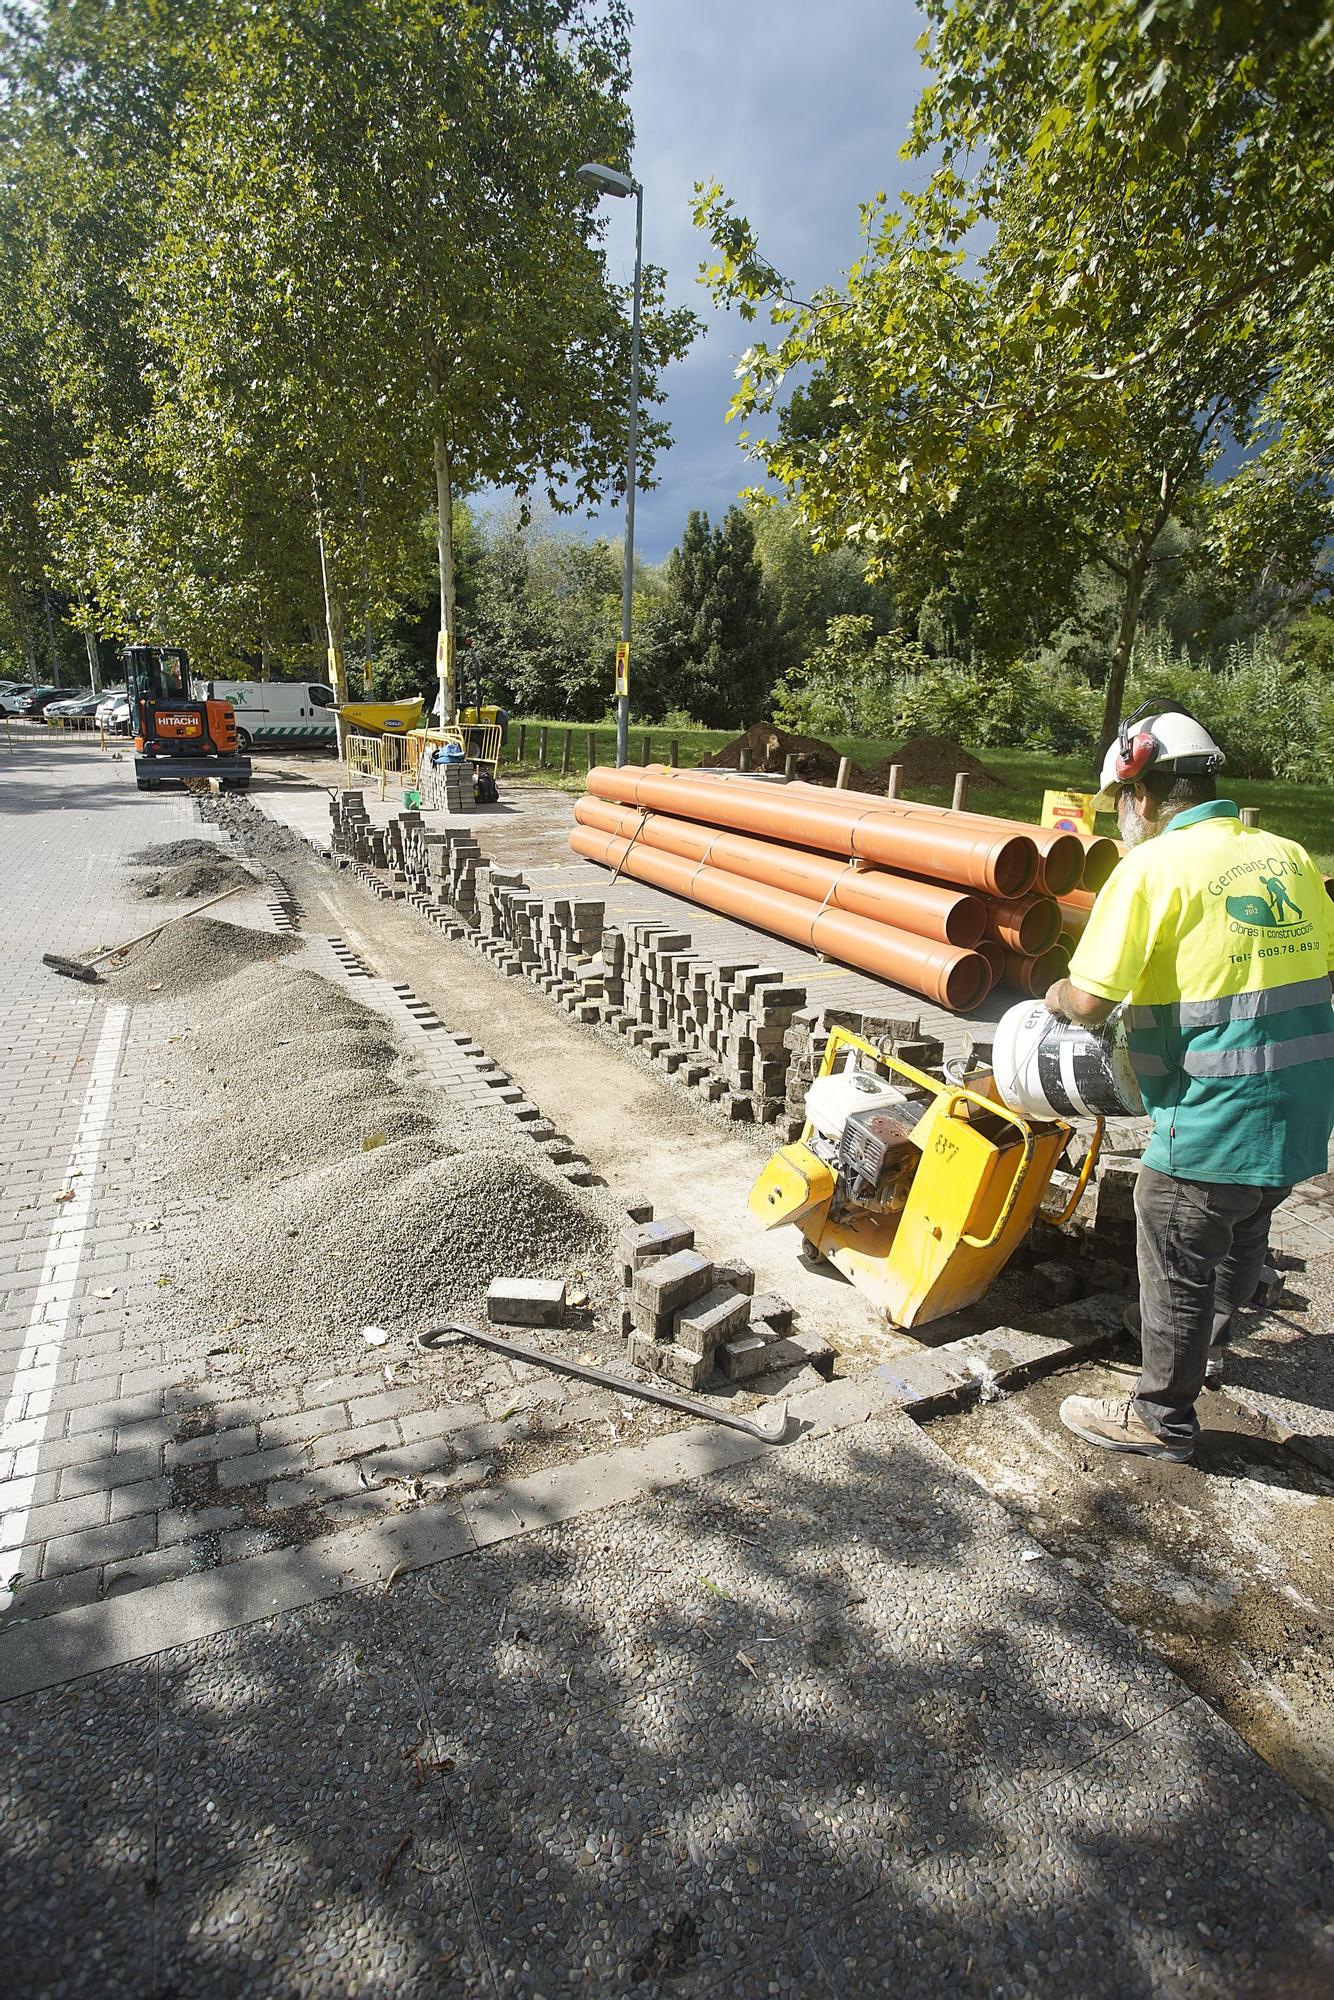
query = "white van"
xmin=202 ymin=679 xmax=339 ymax=750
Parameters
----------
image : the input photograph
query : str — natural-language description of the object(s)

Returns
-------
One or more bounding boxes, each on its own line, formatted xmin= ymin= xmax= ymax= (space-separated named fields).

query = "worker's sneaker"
xmin=1122 ymin=1304 xmax=1226 ymax=1389
xmin=1059 ymin=1393 xmax=1194 ymax=1463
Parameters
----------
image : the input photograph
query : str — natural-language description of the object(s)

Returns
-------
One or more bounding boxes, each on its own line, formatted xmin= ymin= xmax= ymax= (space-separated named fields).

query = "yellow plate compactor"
xmin=748 ymin=1026 xmax=1103 ymax=1329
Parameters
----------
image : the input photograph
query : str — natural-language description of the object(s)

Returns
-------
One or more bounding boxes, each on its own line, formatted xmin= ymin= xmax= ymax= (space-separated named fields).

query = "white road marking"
xmin=0 ymin=1004 xmax=128 ymax=1609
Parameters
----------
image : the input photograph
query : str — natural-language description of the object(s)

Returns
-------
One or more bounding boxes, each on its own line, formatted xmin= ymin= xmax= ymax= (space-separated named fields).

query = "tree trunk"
xmin=428 ymin=357 xmax=456 ymax=728
xmin=80 ymin=608 xmax=101 ymax=694
xmin=432 ymin=424 xmax=456 ymax=727
xmin=313 ymin=505 xmax=349 ymax=760
xmin=1097 ymin=554 xmax=1149 ymax=756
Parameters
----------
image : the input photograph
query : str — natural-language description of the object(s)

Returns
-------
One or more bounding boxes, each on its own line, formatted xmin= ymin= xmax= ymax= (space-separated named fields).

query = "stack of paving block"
xmin=616 ymin=1211 xmax=832 ymax=1389
xmin=422 ymin=756 xmax=473 ymax=813
xmin=779 ymin=1008 xmax=946 ymax=1137
xmin=328 ymin=791 xmax=372 ymax=867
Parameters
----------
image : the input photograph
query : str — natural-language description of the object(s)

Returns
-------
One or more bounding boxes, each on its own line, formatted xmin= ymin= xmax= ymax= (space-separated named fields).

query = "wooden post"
xmin=516 ymin=722 xmax=527 ymax=764
xmin=738 ymin=746 xmax=751 ymax=772
xmin=538 ymin=725 xmax=549 ymax=768
xmin=640 ymin=732 xmax=651 ymax=766
xmin=561 ymin=727 xmax=573 ymax=776
xmin=1240 ymin=806 xmax=1261 ymax=828
xmin=951 ymin=771 xmax=971 ymax=813
xmin=784 ymin=752 xmax=796 ymax=779
xmin=887 ymin=763 xmax=902 ymax=798
xmin=668 ymin=736 xmax=679 ymax=769
xmin=585 ymin=728 xmax=596 ymax=770
xmin=835 ymin=756 xmax=851 ymax=790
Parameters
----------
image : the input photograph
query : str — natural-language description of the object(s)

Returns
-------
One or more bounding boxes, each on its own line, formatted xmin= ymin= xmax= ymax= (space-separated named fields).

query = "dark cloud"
xmin=480 ymin=0 xmax=926 ymax=563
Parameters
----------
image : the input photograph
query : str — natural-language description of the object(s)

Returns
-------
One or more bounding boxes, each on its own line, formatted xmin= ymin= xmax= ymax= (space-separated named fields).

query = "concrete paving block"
xmin=718 ymin=1334 xmax=772 ymax=1381
xmin=486 ymin=1276 xmax=567 ymax=1327
xmin=673 ymin=1285 xmax=752 ymax=1360
xmin=748 ymin=1291 xmax=794 ymax=1335
xmin=632 ymin=1249 xmax=713 ymax=1320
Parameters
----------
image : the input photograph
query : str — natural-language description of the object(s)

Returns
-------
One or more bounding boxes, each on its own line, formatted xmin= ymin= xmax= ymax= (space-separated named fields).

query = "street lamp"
xmin=577 ymin=160 xmax=642 ymax=771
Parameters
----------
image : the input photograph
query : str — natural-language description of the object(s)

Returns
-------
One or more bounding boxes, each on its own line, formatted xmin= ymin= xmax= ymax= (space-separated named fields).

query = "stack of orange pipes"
xmin=573 ymin=767 xmax=1100 ymax=1014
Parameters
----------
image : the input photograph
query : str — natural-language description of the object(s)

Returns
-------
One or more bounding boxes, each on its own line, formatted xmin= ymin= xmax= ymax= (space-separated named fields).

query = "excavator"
xmin=126 ymin=645 xmax=251 ymax=791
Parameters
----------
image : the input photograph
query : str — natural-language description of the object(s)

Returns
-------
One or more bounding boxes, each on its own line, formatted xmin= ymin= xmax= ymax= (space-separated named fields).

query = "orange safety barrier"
xmin=573 ymin=796 xmax=988 ymax=948
xmin=587 ymin=766 xmax=1038 ymax=900
xmin=570 ymin=823 xmax=993 ymax=1013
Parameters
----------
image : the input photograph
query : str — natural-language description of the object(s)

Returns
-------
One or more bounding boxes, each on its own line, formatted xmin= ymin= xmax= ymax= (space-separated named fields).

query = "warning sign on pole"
xmin=614 ymin=642 xmax=630 ymax=697
xmin=1041 ymin=787 xmax=1096 ymax=832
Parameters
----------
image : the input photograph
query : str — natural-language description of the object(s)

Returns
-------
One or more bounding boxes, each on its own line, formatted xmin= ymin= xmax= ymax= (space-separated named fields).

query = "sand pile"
xmin=107 ymin=916 xmax=299 ymax=1001
xmin=871 ymin=734 xmax=1003 ymax=791
xmin=699 ymin=722 xmax=877 ymax=789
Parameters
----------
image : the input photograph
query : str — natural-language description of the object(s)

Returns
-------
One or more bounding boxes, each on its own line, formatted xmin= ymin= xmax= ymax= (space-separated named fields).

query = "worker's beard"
xmin=1119 ymin=798 xmax=1154 ymax=847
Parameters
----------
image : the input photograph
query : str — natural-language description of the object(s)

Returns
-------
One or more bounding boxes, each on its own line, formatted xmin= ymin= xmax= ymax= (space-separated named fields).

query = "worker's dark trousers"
xmin=1133 ymin=1165 xmax=1289 ymax=1445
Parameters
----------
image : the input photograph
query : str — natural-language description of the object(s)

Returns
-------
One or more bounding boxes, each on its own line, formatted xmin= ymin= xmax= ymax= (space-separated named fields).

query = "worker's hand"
xmin=1044 ymin=980 xmax=1070 ymax=1019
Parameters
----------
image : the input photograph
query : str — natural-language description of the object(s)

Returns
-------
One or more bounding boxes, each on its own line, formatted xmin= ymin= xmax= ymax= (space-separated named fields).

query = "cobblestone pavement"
xmin=0 ymin=744 xmax=634 ymax=1629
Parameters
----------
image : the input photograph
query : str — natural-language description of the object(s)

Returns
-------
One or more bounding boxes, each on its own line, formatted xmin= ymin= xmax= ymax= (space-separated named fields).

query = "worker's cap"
xmin=1093 ymin=706 xmax=1225 ymax=808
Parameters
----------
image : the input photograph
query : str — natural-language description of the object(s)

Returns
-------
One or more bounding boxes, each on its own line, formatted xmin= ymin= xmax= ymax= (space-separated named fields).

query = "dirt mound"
xmin=107 ymin=916 xmax=298 ymax=1000
xmin=870 ymin=734 xmax=1003 ymax=791
xmin=130 ymin=838 xmax=229 ymax=868
xmin=699 ymin=722 xmax=877 ymax=789
xmin=133 ymin=856 xmax=258 ymax=902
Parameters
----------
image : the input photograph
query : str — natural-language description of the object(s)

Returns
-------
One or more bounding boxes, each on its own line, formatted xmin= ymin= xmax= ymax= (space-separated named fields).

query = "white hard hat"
xmin=1093 ymin=705 xmax=1225 ymax=807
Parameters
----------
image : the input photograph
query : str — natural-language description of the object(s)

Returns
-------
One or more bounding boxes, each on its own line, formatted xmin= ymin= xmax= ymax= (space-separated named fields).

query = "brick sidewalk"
xmin=0 ymin=748 xmax=632 ymax=1629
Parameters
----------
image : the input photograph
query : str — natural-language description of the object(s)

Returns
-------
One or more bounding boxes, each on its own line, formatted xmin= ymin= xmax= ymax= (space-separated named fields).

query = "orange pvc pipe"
xmin=784 ymin=779 xmax=1085 ymax=896
xmin=573 ymin=796 xmax=988 ymax=948
xmin=1057 ymin=888 xmax=1095 ymax=943
xmin=983 ymin=892 xmax=1062 ymax=955
xmin=977 ymin=939 xmax=1007 ymax=985
xmin=1079 ymin=837 xmax=1119 ymax=890
xmin=587 ymin=766 xmax=1038 ymax=899
xmin=569 ymin=823 xmax=992 ymax=1012
xmin=1003 ymin=944 xmax=1070 ymax=997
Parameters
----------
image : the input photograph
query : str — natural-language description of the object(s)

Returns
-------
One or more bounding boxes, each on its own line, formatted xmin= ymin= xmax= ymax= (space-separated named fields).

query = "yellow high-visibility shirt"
xmin=1070 ymin=801 xmax=1334 ymax=1186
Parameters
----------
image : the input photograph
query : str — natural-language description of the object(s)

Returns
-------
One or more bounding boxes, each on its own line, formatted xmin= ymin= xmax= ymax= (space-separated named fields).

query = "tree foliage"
xmin=695 ymin=0 xmax=1333 ymax=750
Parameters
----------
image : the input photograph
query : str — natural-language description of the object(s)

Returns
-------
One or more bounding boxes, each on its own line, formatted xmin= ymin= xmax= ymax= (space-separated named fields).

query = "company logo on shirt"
xmin=1211 ymin=853 xmax=1312 ymax=937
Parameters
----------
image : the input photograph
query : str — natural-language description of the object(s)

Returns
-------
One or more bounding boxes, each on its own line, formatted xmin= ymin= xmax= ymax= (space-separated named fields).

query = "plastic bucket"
xmin=992 ymin=1000 xmax=1144 ymax=1121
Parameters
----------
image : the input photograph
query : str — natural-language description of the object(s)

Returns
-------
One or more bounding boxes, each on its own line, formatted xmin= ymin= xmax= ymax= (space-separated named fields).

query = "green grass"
xmin=503 ymin=720 xmax=1334 ymax=871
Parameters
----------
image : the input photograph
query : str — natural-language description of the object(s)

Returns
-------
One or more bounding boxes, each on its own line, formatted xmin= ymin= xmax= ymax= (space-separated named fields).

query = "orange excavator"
xmin=126 ymin=645 xmax=251 ymax=791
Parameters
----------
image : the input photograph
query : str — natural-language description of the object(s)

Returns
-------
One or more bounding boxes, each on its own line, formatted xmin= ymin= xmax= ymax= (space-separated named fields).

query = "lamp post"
xmin=577 ymin=160 xmax=642 ymax=770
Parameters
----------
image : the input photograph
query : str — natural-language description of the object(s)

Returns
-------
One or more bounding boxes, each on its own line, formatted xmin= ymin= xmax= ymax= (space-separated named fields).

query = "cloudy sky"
xmin=576 ymin=0 xmax=930 ymax=562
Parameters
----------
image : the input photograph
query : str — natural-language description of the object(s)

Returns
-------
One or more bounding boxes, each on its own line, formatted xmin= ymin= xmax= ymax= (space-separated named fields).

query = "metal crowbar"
xmin=417 ymin=1322 xmax=792 ymax=1445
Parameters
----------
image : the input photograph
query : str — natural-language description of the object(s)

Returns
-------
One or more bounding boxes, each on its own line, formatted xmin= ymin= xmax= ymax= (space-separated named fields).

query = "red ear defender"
xmin=1115 ymin=728 xmax=1158 ymax=783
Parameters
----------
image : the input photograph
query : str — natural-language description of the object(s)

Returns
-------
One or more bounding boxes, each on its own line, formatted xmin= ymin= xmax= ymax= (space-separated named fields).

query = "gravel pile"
xmin=132 ymin=856 xmax=258 ymax=901
xmin=151 ymin=954 xmax=618 ymax=1369
xmin=107 ymin=916 xmax=298 ymax=1001
xmin=197 ymin=790 xmax=315 ymax=858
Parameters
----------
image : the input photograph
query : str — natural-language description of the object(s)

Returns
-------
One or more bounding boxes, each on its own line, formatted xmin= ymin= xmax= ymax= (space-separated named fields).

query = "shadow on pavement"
xmin=3 ymin=1413 xmax=1332 ymax=1997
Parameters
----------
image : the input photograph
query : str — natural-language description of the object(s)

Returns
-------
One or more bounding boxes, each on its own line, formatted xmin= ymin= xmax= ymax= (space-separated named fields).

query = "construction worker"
xmin=1044 ymin=704 xmax=1334 ymax=1464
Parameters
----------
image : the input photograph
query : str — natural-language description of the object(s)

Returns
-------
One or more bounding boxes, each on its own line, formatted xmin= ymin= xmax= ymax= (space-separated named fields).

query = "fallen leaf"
xmin=53 ymin=1189 xmax=75 ymax=1204
xmin=378 ymin=1830 xmax=412 ymax=1888
xmin=385 ymin=1560 xmax=410 ymax=1587
xmin=736 ymin=1650 xmax=760 ymax=1680
xmin=698 ymin=1576 xmax=732 ymax=1600
xmin=361 ymin=1131 xmax=387 ymax=1152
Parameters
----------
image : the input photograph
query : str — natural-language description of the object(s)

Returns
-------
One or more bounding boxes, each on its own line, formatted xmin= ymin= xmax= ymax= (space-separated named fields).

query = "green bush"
xmin=1125 ymin=632 xmax=1334 ymax=784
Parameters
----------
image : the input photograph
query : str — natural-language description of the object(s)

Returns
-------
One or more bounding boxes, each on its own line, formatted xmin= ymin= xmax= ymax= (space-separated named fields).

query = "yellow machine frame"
xmin=749 ymin=1026 xmax=1102 ymax=1328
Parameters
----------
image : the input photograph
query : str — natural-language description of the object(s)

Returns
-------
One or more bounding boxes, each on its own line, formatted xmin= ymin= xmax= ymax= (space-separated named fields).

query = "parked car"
xmin=22 ymin=687 xmax=69 ymax=715
xmin=44 ymin=692 xmax=102 ymax=723
xmin=97 ymin=691 xmax=132 ymax=735
xmin=0 ymin=685 xmax=46 ymax=714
